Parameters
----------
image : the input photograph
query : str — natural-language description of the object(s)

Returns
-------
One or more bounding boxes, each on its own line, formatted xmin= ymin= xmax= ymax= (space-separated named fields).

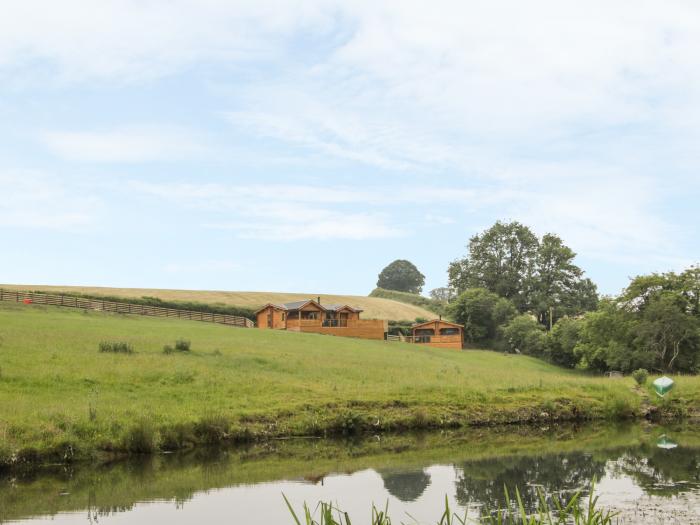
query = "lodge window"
xmin=440 ymin=328 xmax=460 ymax=336
xmin=301 ymin=311 xmax=319 ymax=320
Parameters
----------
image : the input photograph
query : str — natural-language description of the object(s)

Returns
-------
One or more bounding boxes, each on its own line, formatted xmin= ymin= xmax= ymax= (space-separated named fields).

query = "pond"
xmin=1 ymin=423 xmax=699 ymax=524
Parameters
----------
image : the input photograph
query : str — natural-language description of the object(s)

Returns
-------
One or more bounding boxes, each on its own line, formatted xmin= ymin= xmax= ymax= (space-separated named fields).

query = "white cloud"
xmin=209 ymin=212 xmax=404 ymax=241
xmin=0 ymin=171 xmax=99 ymax=231
xmin=0 ymin=1 xmax=337 ymax=83
xmin=41 ymin=126 xmax=206 ymax=162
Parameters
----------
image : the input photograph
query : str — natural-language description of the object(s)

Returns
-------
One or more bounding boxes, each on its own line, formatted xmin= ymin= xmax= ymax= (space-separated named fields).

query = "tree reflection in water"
xmin=454 ymin=453 xmax=607 ymax=512
xmin=610 ymin=445 xmax=700 ymax=497
xmin=379 ymin=469 xmax=432 ymax=502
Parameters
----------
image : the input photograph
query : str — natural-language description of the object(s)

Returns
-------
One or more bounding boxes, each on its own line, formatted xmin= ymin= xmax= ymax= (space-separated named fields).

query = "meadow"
xmin=0 ymin=284 xmax=436 ymax=321
xmin=0 ymin=301 xmax=697 ymax=467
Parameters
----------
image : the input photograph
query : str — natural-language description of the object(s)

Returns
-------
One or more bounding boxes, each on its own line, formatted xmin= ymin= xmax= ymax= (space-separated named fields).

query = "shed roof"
xmin=412 ymin=319 xmax=463 ymax=329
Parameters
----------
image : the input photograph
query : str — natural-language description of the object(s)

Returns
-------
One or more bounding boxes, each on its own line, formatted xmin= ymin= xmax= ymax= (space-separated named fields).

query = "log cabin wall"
xmin=411 ymin=319 xmax=464 ymax=349
xmin=256 ymin=306 xmax=287 ymax=329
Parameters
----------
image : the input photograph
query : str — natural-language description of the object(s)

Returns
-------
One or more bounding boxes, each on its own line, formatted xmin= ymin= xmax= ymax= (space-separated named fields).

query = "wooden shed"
xmin=410 ymin=319 xmax=464 ymax=349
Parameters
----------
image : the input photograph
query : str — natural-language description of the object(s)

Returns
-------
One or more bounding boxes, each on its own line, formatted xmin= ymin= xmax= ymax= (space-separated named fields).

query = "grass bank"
xmin=0 ymin=302 xmax=697 ymax=468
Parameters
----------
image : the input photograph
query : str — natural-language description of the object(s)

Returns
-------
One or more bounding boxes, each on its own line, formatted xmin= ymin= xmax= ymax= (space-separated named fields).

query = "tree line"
xmin=376 ymin=221 xmax=700 ymax=374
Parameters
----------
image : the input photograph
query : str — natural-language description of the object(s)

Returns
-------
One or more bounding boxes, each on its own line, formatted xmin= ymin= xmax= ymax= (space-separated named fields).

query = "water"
xmin=1 ymin=423 xmax=699 ymax=524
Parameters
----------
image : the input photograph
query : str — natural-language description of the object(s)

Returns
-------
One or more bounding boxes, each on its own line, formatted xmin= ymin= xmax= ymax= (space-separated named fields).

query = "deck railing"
xmin=0 ymin=288 xmax=254 ymax=328
xmin=402 ymin=335 xmax=462 ymax=344
xmin=322 ymin=319 xmax=349 ymax=327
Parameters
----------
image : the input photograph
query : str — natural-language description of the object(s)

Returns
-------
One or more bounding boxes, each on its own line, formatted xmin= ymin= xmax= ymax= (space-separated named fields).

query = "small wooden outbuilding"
xmin=410 ymin=319 xmax=464 ymax=349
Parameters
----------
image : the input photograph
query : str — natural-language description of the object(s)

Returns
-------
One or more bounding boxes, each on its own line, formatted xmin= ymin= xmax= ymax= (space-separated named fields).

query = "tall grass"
xmin=284 ymin=481 xmax=618 ymax=525
xmin=98 ymin=341 xmax=133 ymax=354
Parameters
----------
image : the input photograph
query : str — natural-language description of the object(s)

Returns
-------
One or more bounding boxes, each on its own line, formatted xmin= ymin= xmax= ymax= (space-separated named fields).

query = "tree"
xmin=531 ymin=234 xmax=598 ymax=327
xmin=632 ymin=292 xmax=699 ymax=372
xmin=544 ymin=316 xmax=583 ymax=368
xmin=499 ymin=314 xmax=546 ymax=356
xmin=448 ymin=221 xmax=597 ymax=325
xmin=429 ymin=287 xmax=456 ymax=303
xmin=572 ymin=269 xmax=700 ymax=374
xmin=376 ymin=260 xmax=425 ymax=294
xmin=448 ymin=288 xmax=516 ymax=344
xmin=448 ymin=221 xmax=538 ymax=311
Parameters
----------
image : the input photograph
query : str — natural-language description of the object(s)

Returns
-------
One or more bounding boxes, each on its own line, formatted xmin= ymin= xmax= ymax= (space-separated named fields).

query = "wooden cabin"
xmin=255 ymin=299 xmax=387 ymax=340
xmin=410 ymin=319 xmax=464 ymax=349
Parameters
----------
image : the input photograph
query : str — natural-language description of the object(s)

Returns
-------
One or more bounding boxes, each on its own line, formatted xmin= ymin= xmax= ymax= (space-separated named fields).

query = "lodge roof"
xmin=412 ymin=319 xmax=464 ymax=329
xmin=254 ymin=299 xmax=364 ymax=314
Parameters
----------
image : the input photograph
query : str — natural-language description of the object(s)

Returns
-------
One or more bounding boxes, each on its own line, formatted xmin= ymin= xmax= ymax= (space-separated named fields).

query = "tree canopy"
xmin=448 ymin=221 xmax=597 ymax=326
xmin=550 ymin=267 xmax=700 ymax=374
xmin=376 ymin=259 xmax=425 ymax=294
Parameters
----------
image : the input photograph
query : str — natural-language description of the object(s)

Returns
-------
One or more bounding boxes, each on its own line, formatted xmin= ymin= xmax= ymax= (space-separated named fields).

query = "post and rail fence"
xmin=0 ymin=288 xmax=254 ymax=328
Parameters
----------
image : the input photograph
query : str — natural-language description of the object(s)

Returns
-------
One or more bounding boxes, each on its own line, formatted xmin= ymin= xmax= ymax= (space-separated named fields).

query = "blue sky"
xmin=1 ymin=1 xmax=698 ymax=296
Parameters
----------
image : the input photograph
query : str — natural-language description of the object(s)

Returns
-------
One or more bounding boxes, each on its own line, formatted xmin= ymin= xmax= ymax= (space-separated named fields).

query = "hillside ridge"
xmin=0 ymin=284 xmax=436 ymax=321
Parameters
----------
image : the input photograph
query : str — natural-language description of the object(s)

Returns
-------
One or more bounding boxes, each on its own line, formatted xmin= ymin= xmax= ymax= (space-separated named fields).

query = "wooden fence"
xmin=0 ymin=289 xmax=254 ymax=328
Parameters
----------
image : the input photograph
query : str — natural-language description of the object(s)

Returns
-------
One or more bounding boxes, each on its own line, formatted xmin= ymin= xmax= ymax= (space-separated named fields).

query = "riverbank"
xmin=1 ymin=302 xmax=698 ymax=470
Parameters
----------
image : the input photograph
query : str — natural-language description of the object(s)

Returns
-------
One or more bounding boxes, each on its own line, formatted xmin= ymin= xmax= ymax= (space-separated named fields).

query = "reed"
xmin=284 ymin=481 xmax=618 ymax=525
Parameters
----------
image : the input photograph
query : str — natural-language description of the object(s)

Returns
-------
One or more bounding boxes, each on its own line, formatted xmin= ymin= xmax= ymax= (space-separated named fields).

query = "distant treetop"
xmin=377 ymin=259 xmax=425 ymax=294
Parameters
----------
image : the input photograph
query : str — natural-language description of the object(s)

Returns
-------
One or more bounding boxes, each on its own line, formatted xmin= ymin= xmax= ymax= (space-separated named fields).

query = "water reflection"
xmin=1 ymin=424 xmax=699 ymax=524
xmin=455 ymin=453 xmax=607 ymax=512
xmin=380 ymin=469 xmax=432 ymax=501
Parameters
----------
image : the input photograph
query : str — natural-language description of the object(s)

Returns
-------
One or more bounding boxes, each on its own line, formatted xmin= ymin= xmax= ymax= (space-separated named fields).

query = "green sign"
xmin=653 ymin=376 xmax=674 ymax=397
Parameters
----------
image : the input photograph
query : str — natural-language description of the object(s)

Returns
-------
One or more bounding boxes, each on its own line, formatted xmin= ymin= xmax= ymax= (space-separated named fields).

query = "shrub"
xmin=162 ymin=345 xmax=174 ymax=354
xmin=98 ymin=341 xmax=134 ymax=354
xmin=631 ymin=368 xmax=649 ymax=386
xmin=175 ymin=339 xmax=191 ymax=352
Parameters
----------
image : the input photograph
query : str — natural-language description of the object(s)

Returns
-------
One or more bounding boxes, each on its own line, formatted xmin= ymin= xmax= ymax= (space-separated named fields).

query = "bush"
xmin=98 ymin=341 xmax=134 ymax=354
xmin=175 ymin=339 xmax=191 ymax=352
xmin=631 ymin=368 xmax=649 ymax=386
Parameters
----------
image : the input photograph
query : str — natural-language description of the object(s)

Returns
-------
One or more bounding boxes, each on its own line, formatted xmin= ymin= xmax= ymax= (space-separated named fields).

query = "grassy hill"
xmin=0 ymin=284 xmax=436 ymax=321
xmin=1 ymin=301 xmax=696 ymax=468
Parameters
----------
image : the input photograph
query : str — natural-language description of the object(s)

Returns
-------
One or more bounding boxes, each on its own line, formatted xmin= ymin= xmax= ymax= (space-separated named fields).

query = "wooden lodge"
xmin=255 ymin=298 xmax=387 ymax=340
xmin=408 ymin=319 xmax=464 ymax=349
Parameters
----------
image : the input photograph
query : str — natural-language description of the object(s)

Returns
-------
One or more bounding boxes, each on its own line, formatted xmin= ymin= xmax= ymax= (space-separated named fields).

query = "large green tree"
xmin=376 ymin=259 xmax=425 ymax=294
xmin=448 ymin=221 xmax=597 ymax=325
xmin=448 ymin=221 xmax=538 ymax=311
xmin=531 ymin=234 xmax=598 ymax=327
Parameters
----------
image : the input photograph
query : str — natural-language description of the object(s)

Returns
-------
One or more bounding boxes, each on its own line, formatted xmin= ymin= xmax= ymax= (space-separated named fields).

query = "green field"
xmin=0 ymin=301 xmax=697 ymax=468
xmin=0 ymin=284 xmax=436 ymax=321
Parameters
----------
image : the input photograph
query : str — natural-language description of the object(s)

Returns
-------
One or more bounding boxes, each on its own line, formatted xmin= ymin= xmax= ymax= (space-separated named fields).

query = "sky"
xmin=1 ymin=0 xmax=699 ymax=297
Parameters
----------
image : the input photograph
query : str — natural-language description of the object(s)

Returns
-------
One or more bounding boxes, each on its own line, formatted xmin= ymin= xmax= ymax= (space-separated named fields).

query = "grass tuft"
xmin=98 ymin=341 xmax=133 ymax=354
